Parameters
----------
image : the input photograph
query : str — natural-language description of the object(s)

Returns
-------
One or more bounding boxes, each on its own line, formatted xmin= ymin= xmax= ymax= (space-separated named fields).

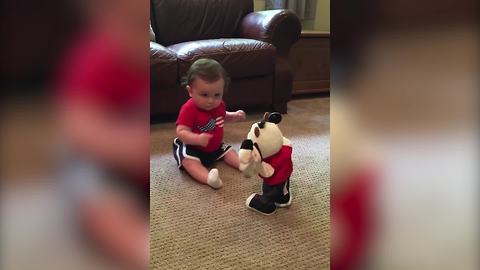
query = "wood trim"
xmin=293 ymin=88 xmax=330 ymax=95
xmin=300 ymin=31 xmax=330 ymax=38
xmin=293 ymin=80 xmax=330 ymax=95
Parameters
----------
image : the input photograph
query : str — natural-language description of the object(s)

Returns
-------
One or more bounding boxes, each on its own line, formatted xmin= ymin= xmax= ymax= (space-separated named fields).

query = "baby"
xmin=173 ymin=58 xmax=246 ymax=188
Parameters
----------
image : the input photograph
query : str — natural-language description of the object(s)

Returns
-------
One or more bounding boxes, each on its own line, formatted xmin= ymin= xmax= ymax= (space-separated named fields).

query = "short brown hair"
xmin=181 ymin=58 xmax=230 ymax=91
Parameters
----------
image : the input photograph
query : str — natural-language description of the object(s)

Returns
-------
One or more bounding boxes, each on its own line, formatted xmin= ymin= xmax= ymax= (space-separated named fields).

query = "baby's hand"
xmin=198 ymin=133 xmax=213 ymax=147
xmin=235 ymin=110 xmax=246 ymax=121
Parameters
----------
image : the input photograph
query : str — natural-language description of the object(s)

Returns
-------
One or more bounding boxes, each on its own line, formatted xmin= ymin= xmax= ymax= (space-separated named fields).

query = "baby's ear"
xmin=268 ymin=112 xmax=282 ymax=124
xmin=186 ymin=85 xmax=193 ymax=97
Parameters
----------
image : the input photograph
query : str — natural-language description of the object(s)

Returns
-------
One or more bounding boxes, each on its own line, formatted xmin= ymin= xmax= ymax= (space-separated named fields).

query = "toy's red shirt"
xmin=176 ymin=98 xmax=226 ymax=153
xmin=260 ymin=145 xmax=293 ymax=186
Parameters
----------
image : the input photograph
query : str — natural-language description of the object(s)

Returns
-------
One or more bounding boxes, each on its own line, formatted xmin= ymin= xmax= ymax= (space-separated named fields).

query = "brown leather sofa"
xmin=150 ymin=0 xmax=301 ymax=116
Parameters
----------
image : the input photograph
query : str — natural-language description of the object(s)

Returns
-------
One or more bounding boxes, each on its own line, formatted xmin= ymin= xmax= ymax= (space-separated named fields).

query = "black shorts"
xmin=173 ymin=138 xmax=232 ymax=169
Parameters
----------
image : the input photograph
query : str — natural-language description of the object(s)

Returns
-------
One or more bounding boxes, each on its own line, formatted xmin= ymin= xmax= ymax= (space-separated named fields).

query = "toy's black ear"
xmin=267 ymin=112 xmax=282 ymax=124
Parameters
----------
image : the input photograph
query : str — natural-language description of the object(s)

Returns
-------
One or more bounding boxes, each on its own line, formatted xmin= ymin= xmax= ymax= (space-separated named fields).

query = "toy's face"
xmin=247 ymin=112 xmax=284 ymax=159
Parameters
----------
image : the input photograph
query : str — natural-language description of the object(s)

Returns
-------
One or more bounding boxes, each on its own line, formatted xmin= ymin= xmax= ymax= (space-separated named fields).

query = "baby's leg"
xmin=223 ymin=150 xmax=240 ymax=170
xmin=182 ymin=158 xmax=223 ymax=189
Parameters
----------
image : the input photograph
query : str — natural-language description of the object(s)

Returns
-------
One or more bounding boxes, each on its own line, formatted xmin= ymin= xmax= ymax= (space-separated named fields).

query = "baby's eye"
xmin=201 ymin=93 xmax=208 ymax=97
xmin=214 ymin=93 xmax=221 ymax=97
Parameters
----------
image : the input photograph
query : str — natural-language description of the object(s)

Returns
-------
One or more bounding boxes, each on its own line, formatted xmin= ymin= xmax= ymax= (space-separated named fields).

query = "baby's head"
xmin=183 ymin=58 xmax=230 ymax=111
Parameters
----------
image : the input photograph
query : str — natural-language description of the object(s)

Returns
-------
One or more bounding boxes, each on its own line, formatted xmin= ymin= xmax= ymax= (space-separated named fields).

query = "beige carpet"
xmin=150 ymin=96 xmax=330 ymax=269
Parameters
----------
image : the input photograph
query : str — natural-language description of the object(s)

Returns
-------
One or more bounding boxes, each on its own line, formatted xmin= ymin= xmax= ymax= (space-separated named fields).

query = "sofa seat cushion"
xmin=168 ymin=38 xmax=275 ymax=79
xmin=150 ymin=42 xmax=178 ymax=88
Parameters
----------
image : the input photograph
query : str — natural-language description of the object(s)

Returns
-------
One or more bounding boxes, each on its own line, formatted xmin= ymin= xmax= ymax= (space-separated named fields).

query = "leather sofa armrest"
xmin=150 ymin=24 xmax=156 ymax=42
xmin=150 ymin=42 xmax=178 ymax=88
xmin=150 ymin=42 xmax=176 ymax=62
xmin=239 ymin=10 xmax=301 ymax=56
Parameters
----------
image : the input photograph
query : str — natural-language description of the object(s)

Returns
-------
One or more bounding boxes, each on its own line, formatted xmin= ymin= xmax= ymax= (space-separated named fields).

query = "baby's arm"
xmin=176 ymin=125 xmax=212 ymax=147
xmin=225 ymin=110 xmax=246 ymax=122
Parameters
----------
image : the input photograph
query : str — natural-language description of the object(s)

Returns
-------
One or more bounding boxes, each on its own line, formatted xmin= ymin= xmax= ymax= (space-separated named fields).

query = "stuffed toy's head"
xmin=244 ymin=112 xmax=284 ymax=159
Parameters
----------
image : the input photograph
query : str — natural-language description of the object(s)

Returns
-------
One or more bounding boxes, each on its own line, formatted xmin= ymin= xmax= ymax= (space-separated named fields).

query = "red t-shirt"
xmin=331 ymin=168 xmax=376 ymax=270
xmin=56 ymin=31 xmax=148 ymax=113
xmin=176 ymin=99 xmax=226 ymax=152
xmin=55 ymin=30 xmax=149 ymax=188
xmin=260 ymin=145 xmax=293 ymax=186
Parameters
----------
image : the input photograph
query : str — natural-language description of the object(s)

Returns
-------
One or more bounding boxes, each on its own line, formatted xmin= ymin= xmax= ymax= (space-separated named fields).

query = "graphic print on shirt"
xmin=198 ymin=116 xmax=224 ymax=132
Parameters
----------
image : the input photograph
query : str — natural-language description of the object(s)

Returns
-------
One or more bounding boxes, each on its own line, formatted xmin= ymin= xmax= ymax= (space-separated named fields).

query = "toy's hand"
xmin=239 ymin=139 xmax=259 ymax=177
xmin=238 ymin=150 xmax=253 ymax=172
xmin=242 ymin=165 xmax=256 ymax=178
xmin=198 ymin=133 xmax=213 ymax=147
xmin=235 ymin=110 xmax=246 ymax=121
xmin=239 ymin=154 xmax=257 ymax=178
xmin=239 ymin=139 xmax=254 ymax=165
xmin=259 ymin=162 xmax=275 ymax=178
xmin=251 ymin=146 xmax=261 ymax=163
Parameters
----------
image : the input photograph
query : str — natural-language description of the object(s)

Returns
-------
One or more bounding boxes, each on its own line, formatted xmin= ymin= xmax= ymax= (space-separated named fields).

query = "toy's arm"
xmin=239 ymin=139 xmax=274 ymax=178
xmin=238 ymin=149 xmax=254 ymax=172
xmin=240 ymin=162 xmax=257 ymax=178
xmin=238 ymin=139 xmax=260 ymax=177
xmin=239 ymin=139 xmax=254 ymax=168
xmin=258 ymin=162 xmax=275 ymax=178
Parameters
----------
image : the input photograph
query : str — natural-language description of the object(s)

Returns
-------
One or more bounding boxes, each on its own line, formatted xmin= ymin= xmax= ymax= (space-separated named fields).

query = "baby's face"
xmin=187 ymin=77 xmax=224 ymax=111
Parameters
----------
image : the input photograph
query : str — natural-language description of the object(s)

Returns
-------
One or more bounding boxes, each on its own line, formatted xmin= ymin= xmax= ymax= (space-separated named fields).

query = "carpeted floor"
xmin=150 ymin=96 xmax=330 ymax=269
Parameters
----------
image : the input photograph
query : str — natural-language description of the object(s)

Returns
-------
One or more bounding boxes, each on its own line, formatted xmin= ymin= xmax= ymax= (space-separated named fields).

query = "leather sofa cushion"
xmin=168 ymin=38 xmax=276 ymax=79
xmin=151 ymin=0 xmax=253 ymax=46
xmin=150 ymin=42 xmax=178 ymax=88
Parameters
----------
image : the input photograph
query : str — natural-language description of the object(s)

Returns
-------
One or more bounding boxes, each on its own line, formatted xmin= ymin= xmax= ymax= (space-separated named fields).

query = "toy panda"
xmin=238 ymin=112 xmax=293 ymax=215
